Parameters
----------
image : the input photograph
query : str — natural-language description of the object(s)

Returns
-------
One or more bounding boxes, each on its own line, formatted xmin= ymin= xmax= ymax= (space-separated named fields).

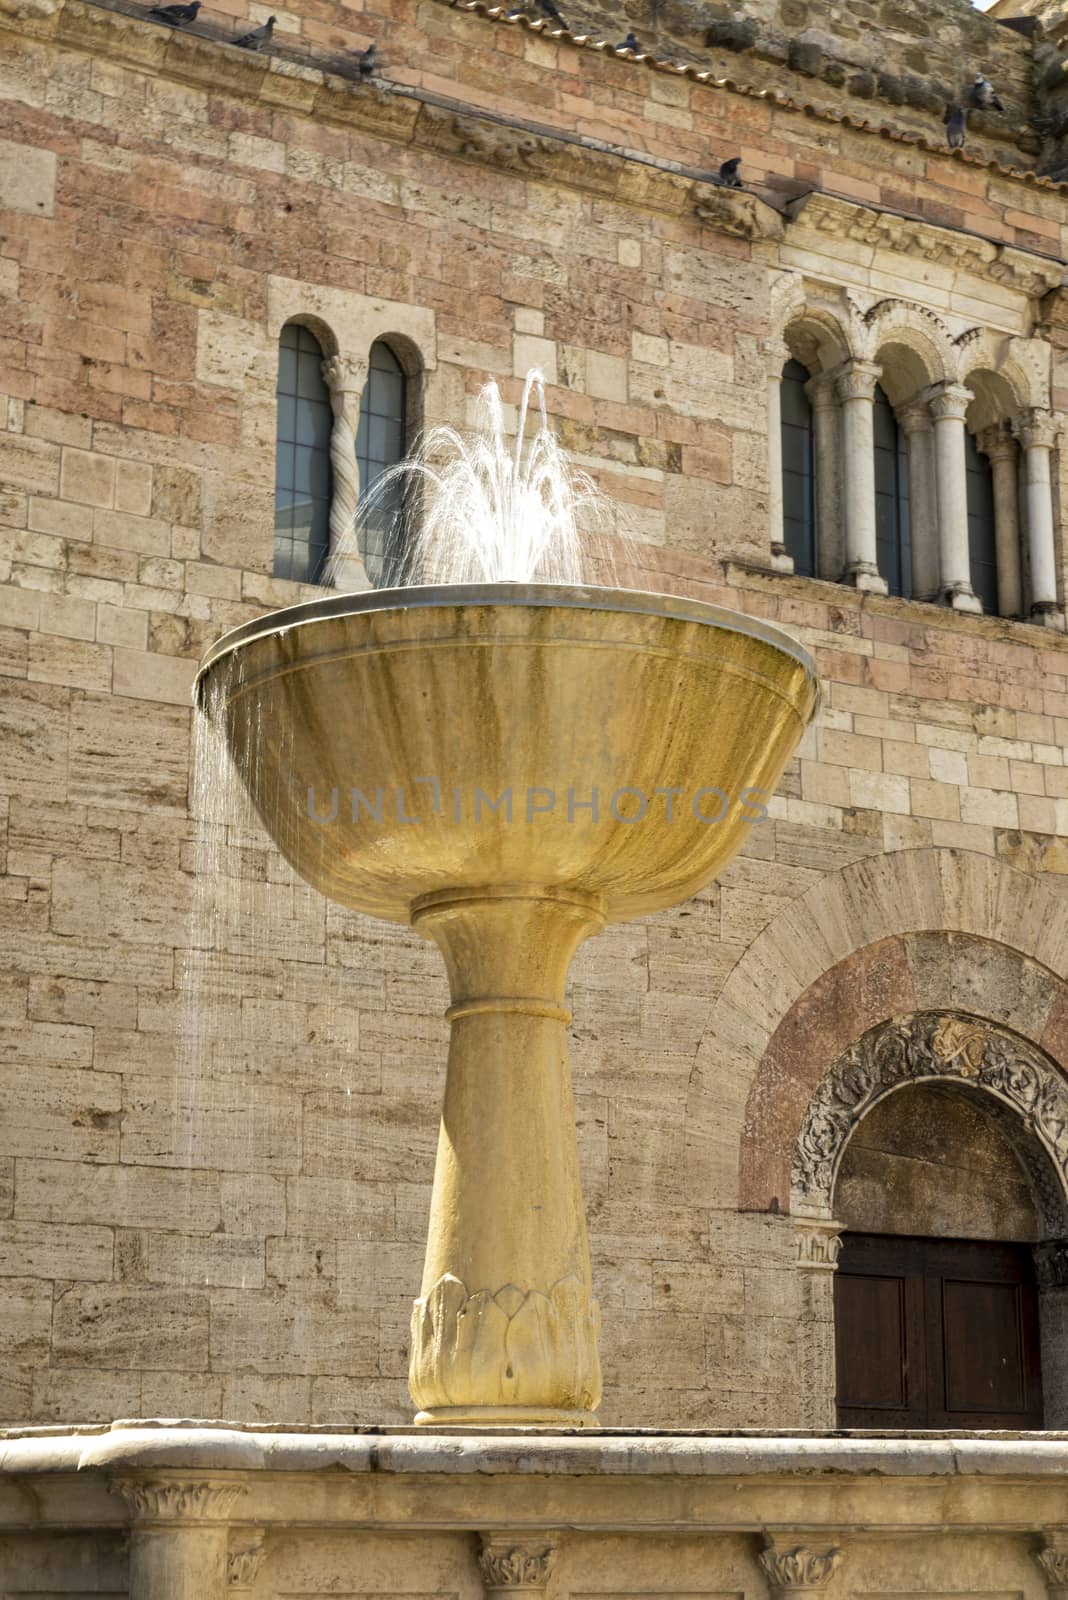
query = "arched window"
xmin=873 ymin=384 xmax=911 ymax=598
xmin=781 ymin=358 xmax=816 ymax=578
xmin=355 ymin=341 xmax=407 ymax=587
xmin=274 ymin=323 xmax=333 ymax=584
xmin=965 ymin=429 xmax=998 ymax=615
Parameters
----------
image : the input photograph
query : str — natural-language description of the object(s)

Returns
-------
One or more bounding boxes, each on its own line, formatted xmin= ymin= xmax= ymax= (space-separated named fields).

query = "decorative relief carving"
xmin=693 ymin=186 xmax=783 ymax=241
xmin=792 ymin=1012 xmax=1068 ymax=1225
xmin=321 ymin=353 xmax=367 ymax=395
xmin=978 ymin=424 xmax=1017 ymax=463
xmin=479 ymin=1534 xmax=558 ymax=1589
xmin=1036 ymin=1532 xmax=1068 ymax=1590
xmin=409 ymin=1273 xmax=601 ymax=1413
xmin=111 ymin=1477 xmax=247 ymax=1523
xmin=451 ymin=116 xmax=550 ymax=171
xmin=759 ymin=1539 xmax=843 ymax=1593
xmin=228 ymin=1527 xmax=267 ymax=1589
xmin=1035 ymin=1241 xmax=1068 ymax=1291
xmin=786 ymin=193 xmax=1063 ymax=297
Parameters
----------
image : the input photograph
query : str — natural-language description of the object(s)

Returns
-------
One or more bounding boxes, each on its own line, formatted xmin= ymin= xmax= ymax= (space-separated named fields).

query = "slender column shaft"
xmin=979 ymin=425 xmax=1023 ymax=619
xmin=408 ymin=888 xmax=605 ymax=1426
xmin=1016 ymin=407 xmax=1065 ymax=628
xmin=834 ymin=360 xmax=886 ymax=593
xmin=129 ymin=1527 xmax=229 ymax=1600
xmin=805 ymin=373 xmax=842 ymax=581
xmin=928 ymin=382 xmax=981 ymax=612
xmin=764 ymin=338 xmax=793 ymax=573
xmin=321 ymin=354 xmax=372 ymax=590
xmin=898 ymin=401 xmax=939 ymax=600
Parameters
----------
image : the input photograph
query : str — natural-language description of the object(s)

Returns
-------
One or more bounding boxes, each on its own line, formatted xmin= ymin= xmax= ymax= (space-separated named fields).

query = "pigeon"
xmin=148 ymin=1 xmax=200 ymax=24
xmin=970 ymin=72 xmax=1004 ymax=113
xmin=945 ymin=104 xmax=966 ymax=149
xmin=616 ymin=30 xmax=639 ymax=51
xmin=534 ymin=0 xmax=566 ymax=26
xmin=234 ymin=14 xmax=274 ymax=47
xmin=355 ymin=40 xmax=377 ymax=75
xmin=718 ymin=155 xmax=742 ymax=187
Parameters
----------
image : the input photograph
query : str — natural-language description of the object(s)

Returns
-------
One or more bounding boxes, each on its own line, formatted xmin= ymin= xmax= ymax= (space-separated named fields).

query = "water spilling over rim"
xmin=194 ymin=582 xmax=822 ymax=706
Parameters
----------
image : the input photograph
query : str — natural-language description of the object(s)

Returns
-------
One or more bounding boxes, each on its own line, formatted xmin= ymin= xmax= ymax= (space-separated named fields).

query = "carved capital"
xmin=321 ymin=353 xmax=368 ymax=398
xmin=410 ymin=1273 xmax=601 ymax=1418
xmin=978 ymin=425 xmax=1017 ymax=463
xmin=833 ymin=361 xmax=880 ymax=404
xmin=1036 ymin=1533 xmax=1068 ymax=1591
xmin=111 ymin=1477 xmax=246 ymax=1524
xmin=794 ymin=1218 xmax=843 ymax=1270
xmin=228 ymin=1527 xmax=267 ymax=1589
xmin=479 ymin=1534 xmax=558 ymax=1591
xmin=896 ymin=401 xmax=933 ymax=437
xmin=1016 ymin=407 xmax=1063 ymax=451
xmin=763 ymin=337 xmax=792 ymax=379
xmin=804 ymin=372 xmax=839 ymax=412
xmin=760 ymin=1538 xmax=844 ymax=1594
xmin=927 ymin=383 xmax=973 ymax=423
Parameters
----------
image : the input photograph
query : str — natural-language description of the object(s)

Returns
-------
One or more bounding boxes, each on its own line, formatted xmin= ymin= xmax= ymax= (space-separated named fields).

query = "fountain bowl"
xmin=197 ymin=581 xmax=818 ymax=1426
xmin=196 ymin=582 xmax=819 ymax=926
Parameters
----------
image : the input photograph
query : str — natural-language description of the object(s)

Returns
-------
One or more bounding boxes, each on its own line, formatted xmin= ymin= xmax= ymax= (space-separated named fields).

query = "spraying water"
xmin=326 ymin=369 xmax=629 ymax=589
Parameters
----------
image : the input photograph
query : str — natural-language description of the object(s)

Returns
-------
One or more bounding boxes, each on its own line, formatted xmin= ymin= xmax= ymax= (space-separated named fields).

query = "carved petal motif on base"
xmin=409 ymin=1273 xmax=602 ymax=1412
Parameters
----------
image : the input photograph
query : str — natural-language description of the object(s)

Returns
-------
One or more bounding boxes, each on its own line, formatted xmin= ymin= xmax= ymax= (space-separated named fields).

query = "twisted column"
xmin=1015 ymin=408 xmax=1065 ymax=629
xmin=805 ymin=371 xmax=842 ymax=581
xmin=979 ymin=425 xmax=1022 ymax=620
xmin=834 ymin=360 xmax=886 ymax=592
xmin=928 ymin=382 xmax=980 ymax=613
xmin=764 ymin=338 xmax=794 ymax=573
xmin=321 ymin=353 xmax=372 ymax=591
xmin=110 ymin=1477 xmax=245 ymax=1600
xmin=898 ymin=400 xmax=939 ymax=601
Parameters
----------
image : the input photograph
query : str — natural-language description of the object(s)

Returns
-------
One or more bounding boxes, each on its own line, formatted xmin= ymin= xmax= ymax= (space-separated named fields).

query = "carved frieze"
xmin=693 ymin=185 xmax=784 ymax=242
xmin=1036 ymin=1532 xmax=1068 ymax=1591
xmin=792 ymin=1011 xmax=1068 ymax=1228
xmin=479 ymin=1534 xmax=558 ymax=1590
xmin=794 ymin=1218 xmax=843 ymax=1269
xmin=111 ymin=1477 xmax=247 ymax=1523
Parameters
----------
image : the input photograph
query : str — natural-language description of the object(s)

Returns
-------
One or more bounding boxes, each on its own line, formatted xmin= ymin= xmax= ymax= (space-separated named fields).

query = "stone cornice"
xmin=0 ymin=0 xmax=783 ymax=240
xmin=786 ymin=192 xmax=1065 ymax=298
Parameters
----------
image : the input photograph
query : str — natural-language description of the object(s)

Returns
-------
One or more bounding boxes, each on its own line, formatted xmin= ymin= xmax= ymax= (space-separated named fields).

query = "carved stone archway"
xmin=792 ymin=1010 xmax=1068 ymax=1428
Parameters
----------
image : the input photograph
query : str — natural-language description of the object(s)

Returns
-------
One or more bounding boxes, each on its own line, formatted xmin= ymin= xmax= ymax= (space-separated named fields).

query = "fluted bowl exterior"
xmin=196 ymin=584 xmax=819 ymax=924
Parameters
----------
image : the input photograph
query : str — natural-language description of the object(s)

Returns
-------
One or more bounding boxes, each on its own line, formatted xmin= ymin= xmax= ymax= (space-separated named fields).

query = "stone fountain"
xmin=196 ymin=576 xmax=818 ymax=1425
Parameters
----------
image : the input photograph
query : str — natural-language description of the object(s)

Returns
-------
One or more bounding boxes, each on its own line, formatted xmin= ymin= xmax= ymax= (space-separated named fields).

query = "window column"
xmin=321 ymin=353 xmax=371 ymax=590
xmin=978 ymin=425 xmax=1023 ymax=620
xmin=764 ymin=337 xmax=794 ymax=573
xmin=928 ymin=382 xmax=981 ymax=613
xmin=1015 ymin=407 xmax=1065 ymax=629
xmin=805 ymin=371 xmax=843 ymax=582
xmin=834 ymin=360 xmax=886 ymax=593
xmin=897 ymin=400 xmax=939 ymax=601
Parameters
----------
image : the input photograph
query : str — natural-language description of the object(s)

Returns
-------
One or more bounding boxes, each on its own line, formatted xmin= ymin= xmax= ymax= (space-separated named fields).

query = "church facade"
xmin=4 ymin=0 xmax=1068 ymax=1491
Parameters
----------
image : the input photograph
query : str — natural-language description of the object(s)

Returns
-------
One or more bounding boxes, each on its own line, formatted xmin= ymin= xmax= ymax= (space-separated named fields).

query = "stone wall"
xmin=3 ymin=0 xmax=1068 ymax=1430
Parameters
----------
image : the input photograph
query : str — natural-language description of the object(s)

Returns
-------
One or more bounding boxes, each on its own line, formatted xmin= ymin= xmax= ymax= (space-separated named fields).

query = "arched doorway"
xmin=792 ymin=1010 xmax=1068 ymax=1429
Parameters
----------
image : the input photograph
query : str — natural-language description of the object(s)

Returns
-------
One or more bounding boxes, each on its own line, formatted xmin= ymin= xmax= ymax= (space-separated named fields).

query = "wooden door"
xmin=835 ymin=1233 xmax=1043 ymax=1429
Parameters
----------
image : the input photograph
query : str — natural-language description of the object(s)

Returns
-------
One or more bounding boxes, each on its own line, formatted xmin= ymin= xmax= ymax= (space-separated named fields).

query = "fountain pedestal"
xmin=409 ymin=888 xmax=604 ymax=1424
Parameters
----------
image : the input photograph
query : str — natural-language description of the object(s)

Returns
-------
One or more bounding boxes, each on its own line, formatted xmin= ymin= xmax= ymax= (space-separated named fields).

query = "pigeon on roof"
xmin=234 ymin=14 xmax=274 ymax=47
xmin=534 ymin=0 xmax=566 ymax=26
xmin=616 ymin=31 xmax=639 ymax=51
xmin=945 ymin=105 xmax=966 ymax=149
xmin=147 ymin=2 xmax=201 ymax=25
xmin=970 ymin=73 xmax=1004 ymax=113
xmin=718 ymin=156 xmax=742 ymax=187
xmin=355 ymin=40 xmax=377 ymax=75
